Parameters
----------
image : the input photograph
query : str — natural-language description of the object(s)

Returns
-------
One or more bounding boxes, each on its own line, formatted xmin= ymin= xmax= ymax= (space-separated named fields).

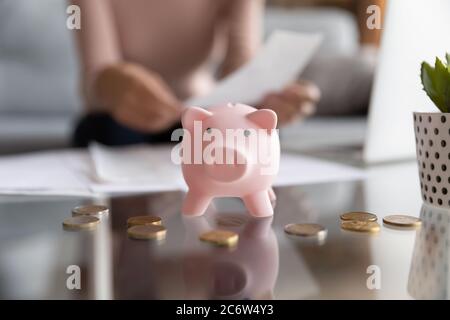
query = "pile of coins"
xmin=339 ymin=211 xmax=422 ymax=233
xmin=281 ymin=211 xmax=422 ymax=239
xmin=62 ymin=204 xmax=109 ymax=231
xmin=63 ymin=205 xmax=168 ymax=241
xmin=127 ymin=216 xmax=166 ymax=241
xmin=340 ymin=211 xmax=380 ymax=233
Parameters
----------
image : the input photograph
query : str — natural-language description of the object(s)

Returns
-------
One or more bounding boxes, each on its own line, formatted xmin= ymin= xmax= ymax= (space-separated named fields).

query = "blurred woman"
xmin=71 ymin=0 xmax=320 ymax=146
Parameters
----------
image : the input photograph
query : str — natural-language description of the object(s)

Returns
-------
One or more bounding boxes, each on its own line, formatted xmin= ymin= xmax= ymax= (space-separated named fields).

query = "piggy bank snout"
xmin=204 ymin=147 xmax=248 ymax=182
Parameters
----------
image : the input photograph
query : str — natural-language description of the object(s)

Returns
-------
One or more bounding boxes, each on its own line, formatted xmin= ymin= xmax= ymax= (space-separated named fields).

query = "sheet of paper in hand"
xmin=187 ymin=30 xmax=322 ymax=107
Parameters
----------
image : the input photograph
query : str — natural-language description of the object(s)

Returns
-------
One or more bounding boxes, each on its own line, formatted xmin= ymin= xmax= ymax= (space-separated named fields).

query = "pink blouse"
xmin=72 ymin=0 xmax=264 ymax=108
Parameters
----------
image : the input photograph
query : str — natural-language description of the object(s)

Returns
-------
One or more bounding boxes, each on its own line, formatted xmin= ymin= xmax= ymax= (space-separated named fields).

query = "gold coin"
xmin=383 ymin=215 xmax=422 ymax=228
xmin=127 ymin=225 xmax=167 ymax=240
xmin=340 ymin=211 xmax=377 ymax=222
xmin=72 ymin=205 xmax=109 ymax=216
xmin=199 ymin=230 xmax=239 ymax=247
xmin=341 ymin=220 xmax=380 ymax=233
xmin=284 ymin=223 xmax=327 ymax=239
xmin=216 ymin=215 xmax=247 ymax=228
xmin=127 ymin=216 xmax=162 ymax=227
xmin=63 ymin=216 xmax=100 ymax=231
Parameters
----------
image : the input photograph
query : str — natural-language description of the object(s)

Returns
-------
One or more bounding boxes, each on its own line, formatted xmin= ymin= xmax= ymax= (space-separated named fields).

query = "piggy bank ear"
xmin=182 ymin=107 xmax=212 ymax=130
xmin=246 ymin=109 xmax=277 ymax=132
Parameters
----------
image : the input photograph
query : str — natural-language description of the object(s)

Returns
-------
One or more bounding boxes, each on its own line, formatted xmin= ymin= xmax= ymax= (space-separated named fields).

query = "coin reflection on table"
xmin=341 ymin=220 xmax=380 ymax=233
xmin=127 ymin=215 xmax=162 ymax=227
xmin=216 ymin=214 xmax=248 ymax=228
xmin=182 ymin=215 xmax=279 ymax=300
xmin=127 ymin=224 xmax=166 ymax=240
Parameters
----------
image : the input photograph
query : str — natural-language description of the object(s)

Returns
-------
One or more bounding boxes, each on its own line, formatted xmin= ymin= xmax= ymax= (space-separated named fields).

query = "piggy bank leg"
xmin=268 ymin=188 xmax=276 ymax=202
xmin=268 ymin=188 xmax=276 ymax=207
xmin=243 ymin=190 xmax=273 ymax=218
xmin=182 ymin=190 xmax=212 ymax=217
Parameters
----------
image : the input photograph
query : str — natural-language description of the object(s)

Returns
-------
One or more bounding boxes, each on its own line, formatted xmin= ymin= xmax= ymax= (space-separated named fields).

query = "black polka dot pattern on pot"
xmin=414 ymin=113 xmax=450 ymax=208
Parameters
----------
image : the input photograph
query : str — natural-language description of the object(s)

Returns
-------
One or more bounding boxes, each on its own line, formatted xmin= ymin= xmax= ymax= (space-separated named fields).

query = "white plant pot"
xmin=414 ymin=112 xmax=450 ymax=208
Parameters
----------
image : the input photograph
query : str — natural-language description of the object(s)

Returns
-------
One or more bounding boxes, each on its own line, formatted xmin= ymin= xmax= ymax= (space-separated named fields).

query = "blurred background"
xmin=0 ymin=0 xmax=384 ymax=154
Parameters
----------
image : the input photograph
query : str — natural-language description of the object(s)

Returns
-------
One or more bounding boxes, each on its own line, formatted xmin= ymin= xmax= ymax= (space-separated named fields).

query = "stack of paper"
xmin=91 ymin=144 xmax=365 ymax=194
xmin=0 ymin=150 xmax=92 ymax=196
xmin=89 ymin=143 xmax=185 ymax=193
xmin=0 ymin=144 xmax=364 ymax=196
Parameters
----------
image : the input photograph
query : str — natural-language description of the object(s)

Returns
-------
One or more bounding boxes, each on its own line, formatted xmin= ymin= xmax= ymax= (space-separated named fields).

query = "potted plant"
xmin=414 ymin=53 xmax=450 ymax=208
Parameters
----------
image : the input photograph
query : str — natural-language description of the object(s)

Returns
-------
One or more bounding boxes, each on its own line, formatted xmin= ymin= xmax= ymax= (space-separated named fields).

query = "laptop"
xmin=282 ymin=0 xmax=450 ymax=165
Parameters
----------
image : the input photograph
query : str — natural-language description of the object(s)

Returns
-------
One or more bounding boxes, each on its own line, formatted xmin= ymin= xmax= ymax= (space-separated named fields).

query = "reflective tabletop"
xmin=0 ymin=160 xmax=447 ymax=299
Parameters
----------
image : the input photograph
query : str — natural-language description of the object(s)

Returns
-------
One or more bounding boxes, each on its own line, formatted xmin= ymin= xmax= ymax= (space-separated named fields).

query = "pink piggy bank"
xmin=180 ymin=103 xmax=280 ymax=217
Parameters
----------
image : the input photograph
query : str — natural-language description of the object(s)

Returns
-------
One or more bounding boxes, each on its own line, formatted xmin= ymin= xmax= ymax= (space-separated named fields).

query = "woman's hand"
xmin=95 ymin=63 xmax=182 ymax=133
xmin=259 ymin=80 xmax=321 ymax=126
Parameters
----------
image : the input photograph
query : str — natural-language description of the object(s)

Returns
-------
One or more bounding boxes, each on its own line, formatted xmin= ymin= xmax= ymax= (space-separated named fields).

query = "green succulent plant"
xmin=421 ymin=53 xmax=450 ymax=112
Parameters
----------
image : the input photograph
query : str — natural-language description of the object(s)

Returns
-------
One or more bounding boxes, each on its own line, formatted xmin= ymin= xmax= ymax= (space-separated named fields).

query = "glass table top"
xmin=0 ymin=160 xmax=447 ymax=299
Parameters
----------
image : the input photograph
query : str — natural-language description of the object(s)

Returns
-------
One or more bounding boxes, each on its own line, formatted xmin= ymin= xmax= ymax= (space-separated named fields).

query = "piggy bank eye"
xmin=244 ymin=129 xmax=251 ymax=137
xmin=205 ymin=127 xmax=212 ymax=134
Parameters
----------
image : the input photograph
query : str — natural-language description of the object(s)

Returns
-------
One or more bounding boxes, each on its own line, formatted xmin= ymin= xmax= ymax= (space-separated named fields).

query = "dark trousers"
xmin=72 ymin=113 xmax=180 ymax=147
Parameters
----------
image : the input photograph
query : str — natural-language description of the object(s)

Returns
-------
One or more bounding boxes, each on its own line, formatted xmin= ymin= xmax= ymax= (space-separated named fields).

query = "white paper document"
xmin=0 ymin=150 xmax=93 ymax=196
xmin=90 ymin=144 xmax=365 ymax=194
xmin=89 ymin=143 xmax=186 ymax=193
xmin=275 ymin=153 xmax=364 ymax=186
xmin=0 ymin=145 xmax=364 ymax=196
xmin=187 ymin=30 xmax=322 ymax=107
